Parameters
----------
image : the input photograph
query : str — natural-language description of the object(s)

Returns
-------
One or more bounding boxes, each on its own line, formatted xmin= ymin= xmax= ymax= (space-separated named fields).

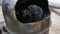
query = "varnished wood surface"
xmin=0 ymin=6 xmax=60 ymax=34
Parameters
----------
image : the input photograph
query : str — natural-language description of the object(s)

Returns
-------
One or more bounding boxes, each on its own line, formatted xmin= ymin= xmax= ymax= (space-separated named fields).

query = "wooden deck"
xmin=0 ymin=6 xmax=60 ymax=34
